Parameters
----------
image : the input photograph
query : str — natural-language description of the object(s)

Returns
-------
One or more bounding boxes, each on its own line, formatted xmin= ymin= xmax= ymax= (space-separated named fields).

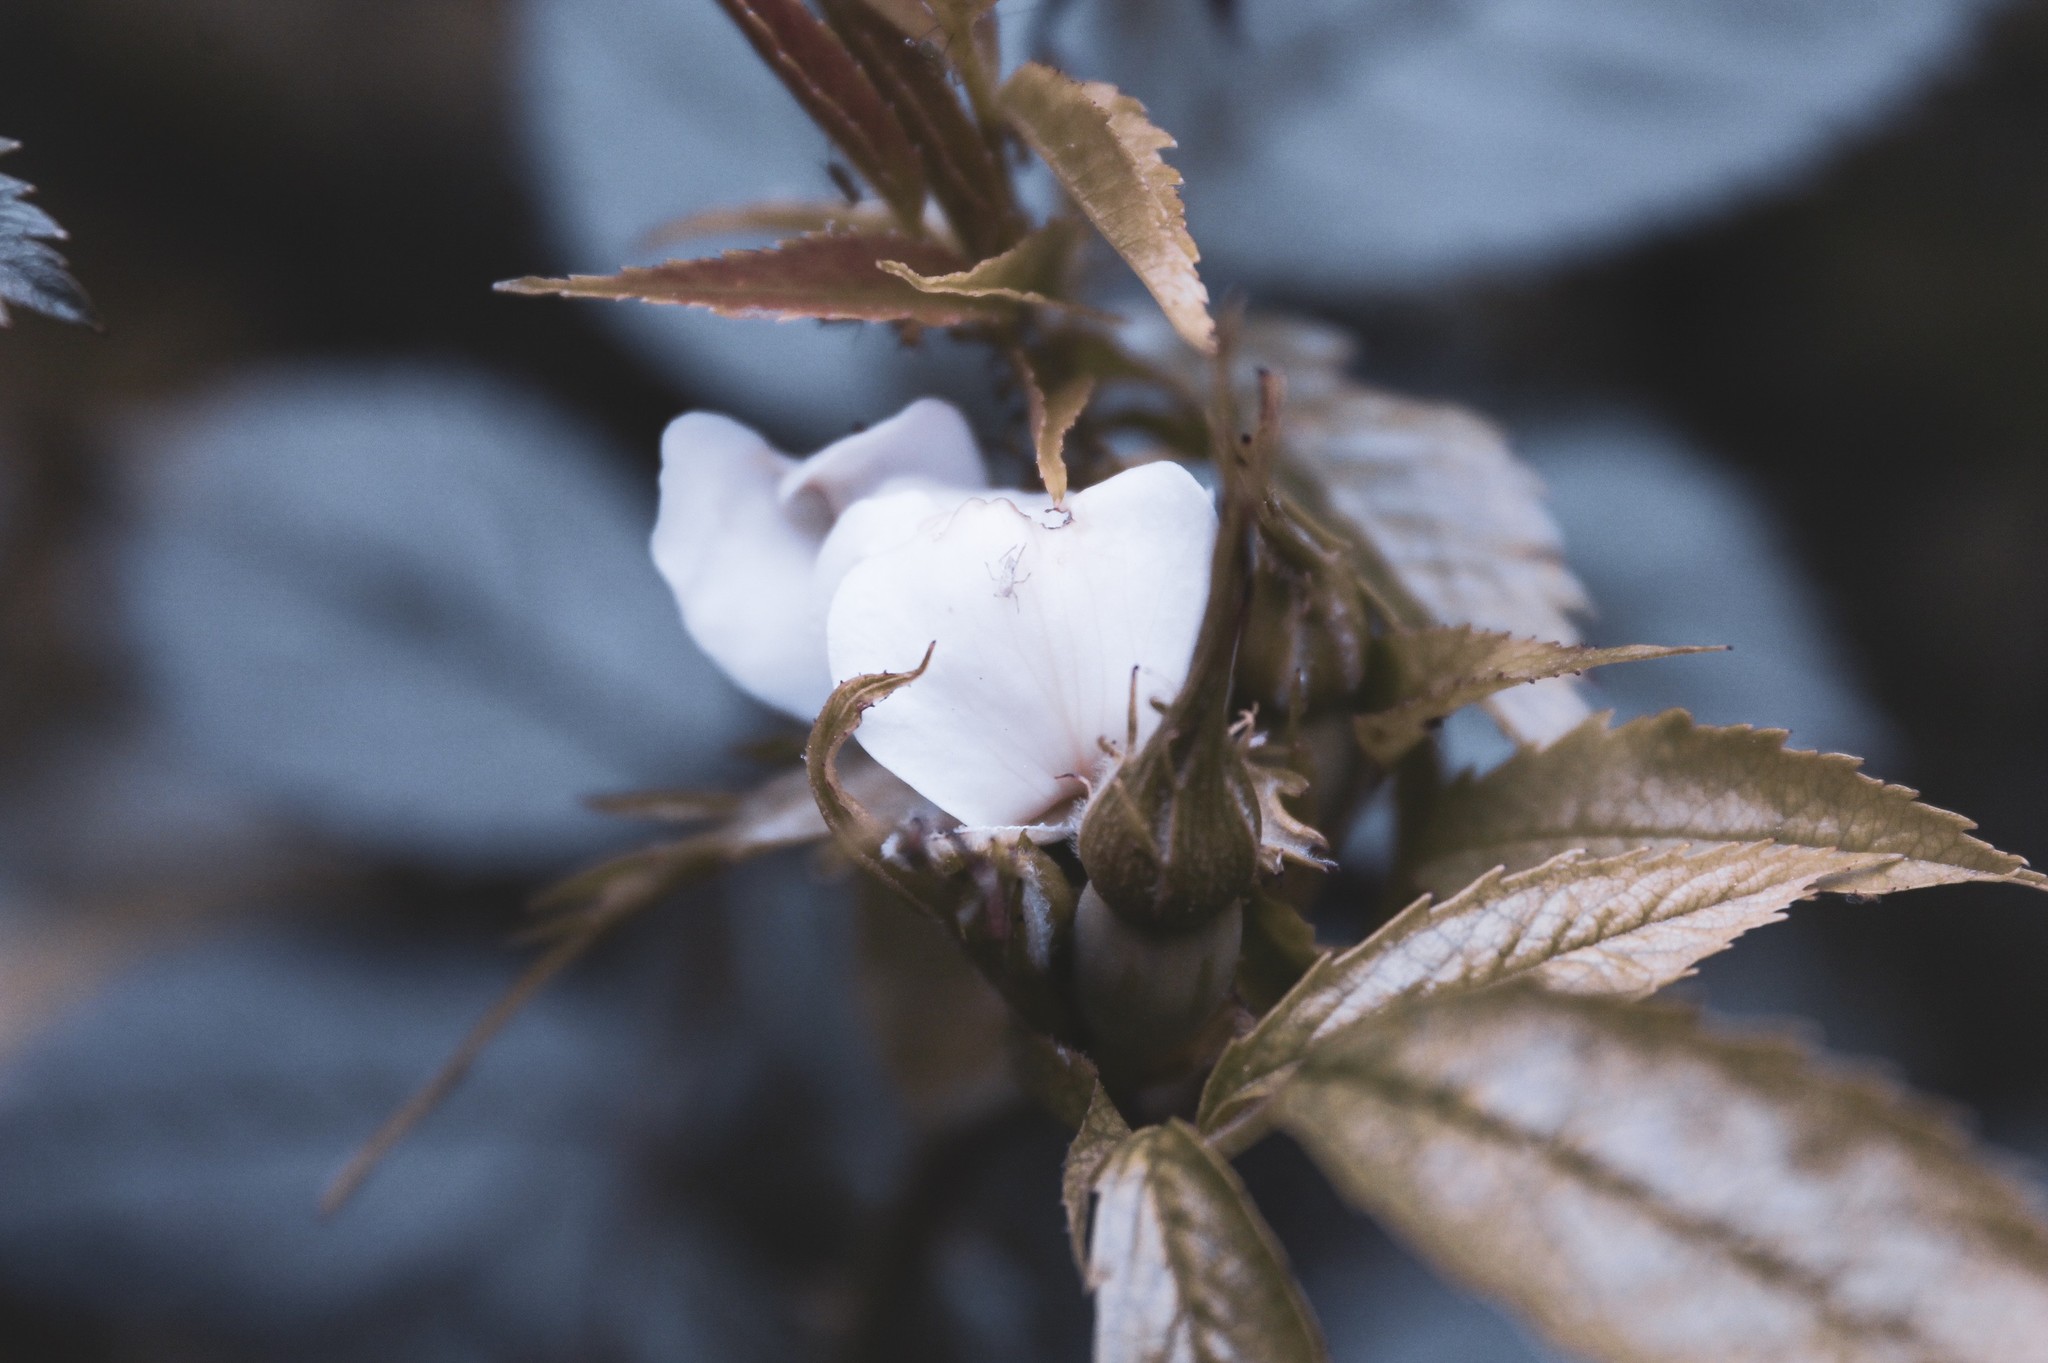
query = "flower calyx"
xmin=1076 ymin=370 xmax=1287 ymax=932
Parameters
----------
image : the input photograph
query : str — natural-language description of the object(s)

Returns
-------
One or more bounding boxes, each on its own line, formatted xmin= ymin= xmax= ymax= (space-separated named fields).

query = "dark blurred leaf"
xmin=710 ymin=0 xmax=926 ymax=225
xmin=1403 ymin=710 xmax=2048 ymax=899
xmin=820 ymin=0 xmax=1020 ymax=256
xmin=499 ymin=231 xmax=1012 ymax=325
xmin=1062 ymin=1084 xmax=1131 ymax=1269
xmin=1354 ymin=628 xmax=1720 ymax=765
xmin=1282 ymin=988 xmax=2048 ymax=1363
xmin=1234 ymin=891 xmax=1319 ymax=1016
xmin=1088 ymin=1121 xmax=1328 ymax=1363
xmin=999 ymin=65 xmax=1213 ymax=353
xmin=0 ymin=138 xmax=94 ymax=327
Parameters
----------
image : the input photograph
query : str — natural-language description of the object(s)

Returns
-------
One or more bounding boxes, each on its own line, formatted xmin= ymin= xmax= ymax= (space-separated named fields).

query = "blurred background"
xmin=1 ymin=0 xmax=2046 ymax=1358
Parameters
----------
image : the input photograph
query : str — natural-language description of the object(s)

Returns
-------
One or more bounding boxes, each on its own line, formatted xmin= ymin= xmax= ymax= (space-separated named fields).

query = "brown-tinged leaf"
xmin=710 ymin=0 xmax=926 ymax=225
xmin=880 ymin=220 xmax=1094 ymax=312
xmin=639 ymin=199 xmax=896 ymax=249
xmin=1089 ymin=1121 xmax=1329 ymax=1363
xmin=1015 ymin=355 xmax=1094 ymax=504
xmin=1201 ymin=841 xmax=1910 ymax=1136
xmin=999 ymin=64 xmax=1214 ymax=354
xmin=806 ymin=644 xmax=954 ymax=913
xmin=820 ymin=0 xmax=1020 ymax=256
xmin=1355 ymin=629 xmax=1721 ymax=765
xmin=1281 ymin=988 xmax=2048 ymax=1363
xmin=1249 ymin=320 xmax=1589 ymax=741
xmin=1063 ymin=1083 xmax=1133 ymax=1269
xmin=1405 ymin=709 xmax=2047 ymax=900
xmin=498 ymin=232 xmax=1012 ymax=327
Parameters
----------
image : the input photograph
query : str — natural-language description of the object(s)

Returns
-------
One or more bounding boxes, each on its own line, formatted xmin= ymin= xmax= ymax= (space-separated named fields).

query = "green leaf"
xmin=998 ymin=64 xmax=1214 ymax=354
xmin=1200 ymin=839 xmax=1918 ymax=1136
xmin=1089 ymin=1121 xmax=1329 ymax=1363
xmin=1281 ymin=988 xmax=2048 ymax=1363
xmin=1063 ymin=1084 xmax=1133 ymax=1269
xmin=0 ymin=139 xmax=94 ymax=327
xmin=878 ymin=220 xmax=1091 ymax=310
xmin=1354 ymin=628 xmax=1721 ymax=766
xmin=819 ymin=0 xmax=1020 ymax=257
xmin=497 ymin=232 xmax=1012 ymax=326
xmin=710 ymin=0 xmax=926 ymax=226
xmin=1405 ymin=709 xmax=2047 ymax=900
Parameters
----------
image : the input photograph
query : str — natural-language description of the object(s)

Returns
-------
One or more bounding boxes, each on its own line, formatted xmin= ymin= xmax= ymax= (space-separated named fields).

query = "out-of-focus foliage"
xmin=120 ymin=366 xmax=751 ymax=866
xmin=0 ymin=139 xmax=93 ymax=327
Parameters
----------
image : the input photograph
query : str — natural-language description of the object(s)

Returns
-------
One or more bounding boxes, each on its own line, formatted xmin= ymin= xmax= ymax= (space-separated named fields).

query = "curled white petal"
xmin=825 ymin=461 xmax=1217 ymax=828
xmin=651 ymin=399 xmax=985 ymax=720
xmin=779 ymin=397 xmax=985 ymax=514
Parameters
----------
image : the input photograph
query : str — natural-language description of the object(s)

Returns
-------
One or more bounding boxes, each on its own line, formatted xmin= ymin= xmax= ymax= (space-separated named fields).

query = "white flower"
xmin=654 ymin=399 xmax=1217 ymax=828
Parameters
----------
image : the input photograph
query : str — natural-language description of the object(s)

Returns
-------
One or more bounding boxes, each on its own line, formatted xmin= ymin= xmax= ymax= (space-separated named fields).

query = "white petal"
xmin=651 ymin=412 xmax=831 ymax=719
xmin=779 ymin=398 xmax=987 ymax=516
xmin=825 ymin=461 xmax=1216 ymax=827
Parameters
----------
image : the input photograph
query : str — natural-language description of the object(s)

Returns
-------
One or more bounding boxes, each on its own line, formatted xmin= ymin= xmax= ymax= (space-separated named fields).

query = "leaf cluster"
xmin=434 ymin=9 xmax=2048 ymax=1362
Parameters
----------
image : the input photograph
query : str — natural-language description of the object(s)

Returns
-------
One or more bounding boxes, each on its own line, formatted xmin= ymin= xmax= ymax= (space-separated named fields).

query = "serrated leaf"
xmin=0 ymin=139 xmax=94 ymax=327
xmin=1063 ymin=1084 xmax=1132 ymax=1269
xmin=1355 ymin=629 xmax=1720 ymax=766
xmin=1016 ymin=356 xmax=1093 ymax=505
xmin=498 ymin=232 xmax=1011 ymax=326
xmin=820 ymin=0 xmax=1020 ymax=257
xmin=879 ymin=220 xmax=1090 ymax=311
xmin=1261 ymin=323 xmax=1590 ymax=741
xmin=710 ymin=0 xmax=926 ymax=225
xmin=999 ymin=64 xmax=1214 ymax=354
xmin=1406 ymin=709 xmax=2045 ymax=900
xmin=1201 ymin=841 xmax=1907 ymax=1135
xmin=1281 ymin=988 xmax=2048 ymax=1363
xmin=1089 ymin=1120 xmax=1328 ymax=1363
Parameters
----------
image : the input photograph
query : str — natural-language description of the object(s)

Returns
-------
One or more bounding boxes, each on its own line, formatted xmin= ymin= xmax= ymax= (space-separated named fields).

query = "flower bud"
xmin=1077 ymin=366 xmax=1282 ymax=931
xmin=1073 ymin=884 xmax=1242 ymax=1085
xmin=1075 ymin=692 xmax=1262 ymax=930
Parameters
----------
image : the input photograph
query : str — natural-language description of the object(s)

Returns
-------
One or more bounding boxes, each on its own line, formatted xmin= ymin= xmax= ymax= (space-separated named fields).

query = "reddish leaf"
xmin=497 ymin=231 xmax=1015 ymax=326
xmin=820 ymin=0 xmax=1020 ymax=256
xmin=711 ymin=0 xmax=926 ymax=225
